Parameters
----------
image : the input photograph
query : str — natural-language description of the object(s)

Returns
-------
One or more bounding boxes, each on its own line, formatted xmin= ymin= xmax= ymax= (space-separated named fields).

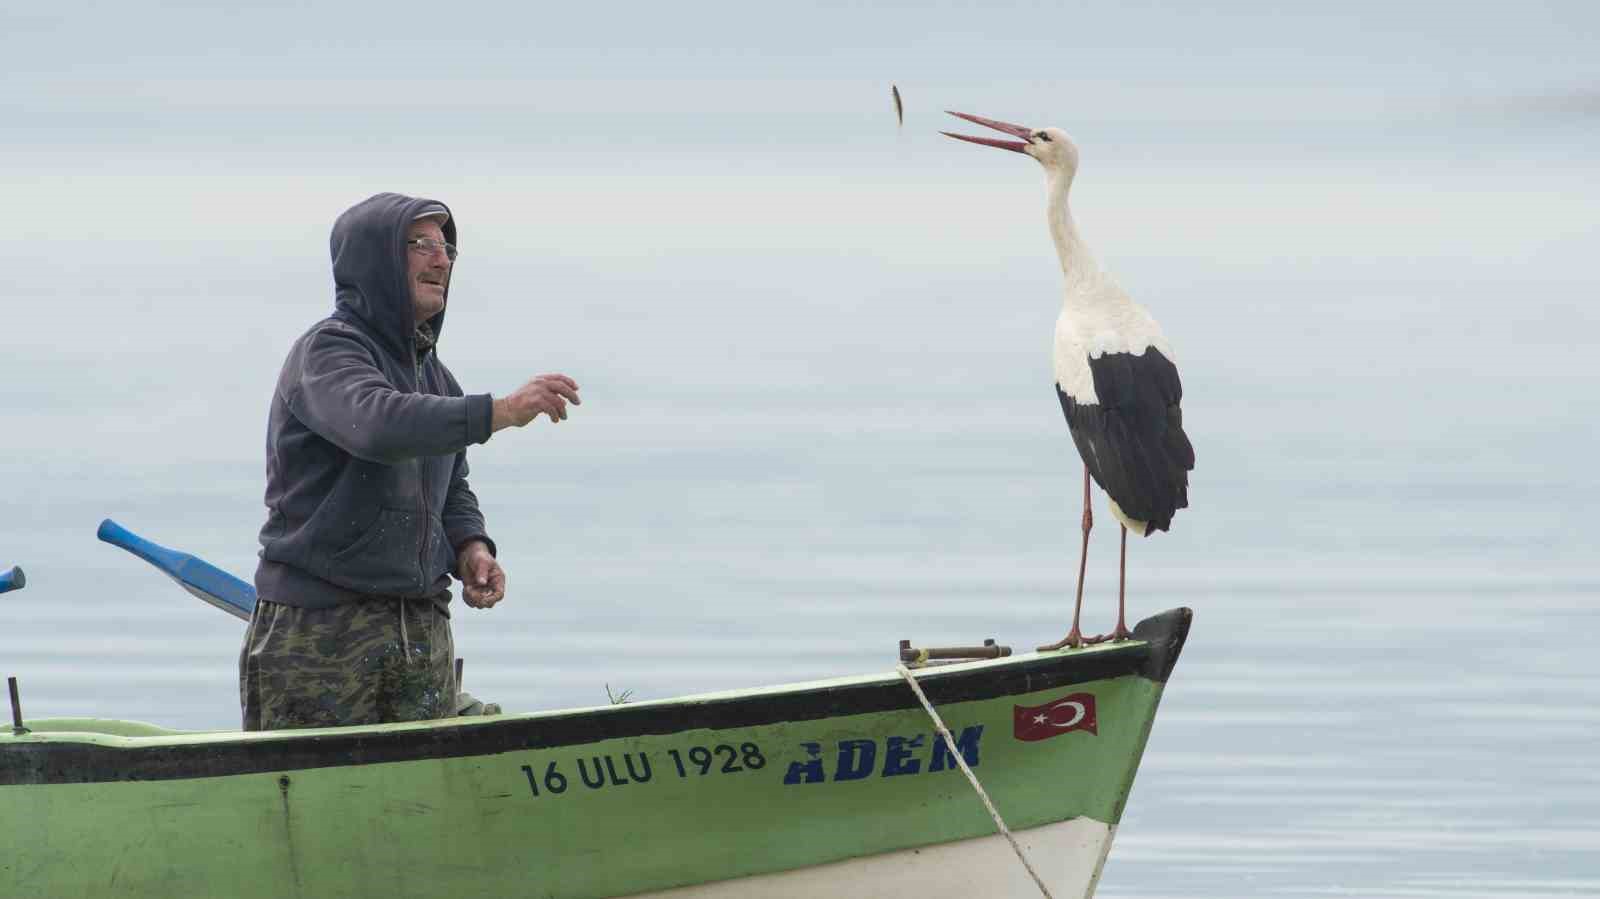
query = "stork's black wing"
xmin=1057 ymin=349 xmax=1195 ymax=534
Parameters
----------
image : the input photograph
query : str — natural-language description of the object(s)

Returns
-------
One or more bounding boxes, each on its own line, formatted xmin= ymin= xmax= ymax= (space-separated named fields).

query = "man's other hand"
xmin=457 ymin=540 xmax=506 ymax=609
xmin=492 ymin=374 xmax=581 ymax=431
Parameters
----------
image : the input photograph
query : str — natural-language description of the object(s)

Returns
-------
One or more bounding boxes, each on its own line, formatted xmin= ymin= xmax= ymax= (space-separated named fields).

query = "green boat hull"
xmin=1 ymin=608 xmax=1190 ymax=898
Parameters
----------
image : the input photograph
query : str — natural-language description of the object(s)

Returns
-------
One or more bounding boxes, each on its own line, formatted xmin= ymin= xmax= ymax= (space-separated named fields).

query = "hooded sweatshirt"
xmin=254 ymin=192 xmax=495 ymax=611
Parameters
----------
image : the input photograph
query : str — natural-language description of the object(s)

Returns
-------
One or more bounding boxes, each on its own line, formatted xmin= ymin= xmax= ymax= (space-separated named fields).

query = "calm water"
xmin=2 ymin=108 xmax=1597 ymax=895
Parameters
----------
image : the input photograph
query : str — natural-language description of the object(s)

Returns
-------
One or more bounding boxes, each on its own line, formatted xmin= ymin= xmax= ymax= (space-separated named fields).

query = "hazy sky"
xmin=7 ymin=1 xmax=1598 ymax=151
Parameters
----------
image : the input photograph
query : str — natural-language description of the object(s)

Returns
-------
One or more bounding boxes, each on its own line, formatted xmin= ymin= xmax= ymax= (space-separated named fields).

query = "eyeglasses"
xmin=407 ymin=237 xmax=458 ymax=262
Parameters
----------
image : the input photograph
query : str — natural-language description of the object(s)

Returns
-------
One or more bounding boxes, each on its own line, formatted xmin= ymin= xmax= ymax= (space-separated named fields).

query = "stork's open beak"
xmin=941 ymin=111 xmax=1032 ymax=153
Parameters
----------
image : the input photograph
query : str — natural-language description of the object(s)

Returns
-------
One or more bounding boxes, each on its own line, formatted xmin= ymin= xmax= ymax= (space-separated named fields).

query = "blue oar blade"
xmin=0 ymin=566 xmax=24 ymax=595
xmin=96 ymin=519 xmax=256 ymax=621
xmin=169 ymin=557 xmax=257 ymax=621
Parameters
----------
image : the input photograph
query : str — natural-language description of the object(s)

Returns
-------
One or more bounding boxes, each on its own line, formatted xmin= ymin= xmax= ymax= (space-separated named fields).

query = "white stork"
xmin=942 ymin=111 xmax=1195 ymax=649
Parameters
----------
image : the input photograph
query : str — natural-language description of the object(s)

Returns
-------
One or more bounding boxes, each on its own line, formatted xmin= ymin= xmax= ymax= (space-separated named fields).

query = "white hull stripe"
xmin=637 ymin=817 xmax=1117 ymax=899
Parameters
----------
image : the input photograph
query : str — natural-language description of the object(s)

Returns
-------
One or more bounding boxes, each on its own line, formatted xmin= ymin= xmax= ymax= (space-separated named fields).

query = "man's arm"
xmin=290 ymin=326 xmax=493 ymax=463
xmin=443 ymin=452 xmax=505 ymax=608
xmin=442 ymin=452 xmax=492 ymax=559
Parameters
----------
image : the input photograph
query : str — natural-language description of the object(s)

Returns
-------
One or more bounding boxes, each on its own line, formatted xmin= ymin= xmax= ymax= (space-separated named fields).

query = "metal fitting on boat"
xmin=897 ymin=638 xmax=1011 ymax=667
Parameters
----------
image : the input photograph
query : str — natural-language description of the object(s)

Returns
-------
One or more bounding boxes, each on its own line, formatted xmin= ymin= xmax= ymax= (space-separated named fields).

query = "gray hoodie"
xmin=254 ymin=192 xmax=495 ymax=611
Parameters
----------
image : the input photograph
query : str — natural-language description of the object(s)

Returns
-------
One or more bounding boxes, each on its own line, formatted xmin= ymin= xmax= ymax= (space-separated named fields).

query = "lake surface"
xmin=2 ymin=107 xmax=1596 ymax=895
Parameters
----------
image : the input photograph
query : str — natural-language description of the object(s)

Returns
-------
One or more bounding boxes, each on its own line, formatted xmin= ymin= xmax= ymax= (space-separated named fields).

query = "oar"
xmin=0 ymin=566 xmax=24 ymax=595
xmin=96 ymin=519 xmax=255 ymax=621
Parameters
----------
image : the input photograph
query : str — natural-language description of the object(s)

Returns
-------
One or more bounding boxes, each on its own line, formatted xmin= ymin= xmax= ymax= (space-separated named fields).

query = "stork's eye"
xmin=1035 ymin=132 xmax=1052 ymax=142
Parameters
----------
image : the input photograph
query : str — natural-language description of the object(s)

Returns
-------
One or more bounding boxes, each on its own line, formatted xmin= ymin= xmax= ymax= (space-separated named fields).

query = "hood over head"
xmin=330 ymin=192 xmax=458 ymax=361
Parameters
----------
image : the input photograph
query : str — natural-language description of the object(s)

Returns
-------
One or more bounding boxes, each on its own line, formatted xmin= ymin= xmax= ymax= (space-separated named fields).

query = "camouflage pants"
xmin=239 ymin=597 xmax=457 ymax=731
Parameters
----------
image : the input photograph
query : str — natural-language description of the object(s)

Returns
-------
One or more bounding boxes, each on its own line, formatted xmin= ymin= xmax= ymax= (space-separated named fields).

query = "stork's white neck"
xmin=1045 ymin=170 xmax=1101 ymax=294
xmin=1043 ymin=165 xmax=1173 ymax=371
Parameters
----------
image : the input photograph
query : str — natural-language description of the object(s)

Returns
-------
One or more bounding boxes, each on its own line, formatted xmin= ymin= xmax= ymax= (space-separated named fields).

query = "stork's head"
xmin=941 ymin=111 xmax=1079 ymax=177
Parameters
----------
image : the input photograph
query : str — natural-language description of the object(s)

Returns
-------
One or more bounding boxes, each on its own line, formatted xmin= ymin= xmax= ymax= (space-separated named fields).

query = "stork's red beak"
xmin=941 ymin=111 xmax=1032 ymax=153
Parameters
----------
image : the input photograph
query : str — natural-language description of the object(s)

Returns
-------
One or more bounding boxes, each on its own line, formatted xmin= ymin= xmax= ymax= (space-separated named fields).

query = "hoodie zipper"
xmin=415 ymin=351 xmax=431 ymax=593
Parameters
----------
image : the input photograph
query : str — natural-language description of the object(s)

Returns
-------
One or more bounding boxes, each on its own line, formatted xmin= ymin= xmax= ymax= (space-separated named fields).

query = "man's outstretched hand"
xmin=493 ymin=374 xmax=580 ymax=431
xmin=457 ymin=540 xmax=506 ymax=609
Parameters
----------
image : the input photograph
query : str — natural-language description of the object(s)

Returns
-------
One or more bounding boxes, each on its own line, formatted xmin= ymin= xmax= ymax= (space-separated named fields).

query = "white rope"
xmin=895 ymin=663 xmax=1056 ymax=899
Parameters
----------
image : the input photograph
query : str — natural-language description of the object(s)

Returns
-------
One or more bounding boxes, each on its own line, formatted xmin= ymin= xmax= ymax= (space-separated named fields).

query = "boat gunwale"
xmin=1 ymin=607 xmax=1190 ymax=787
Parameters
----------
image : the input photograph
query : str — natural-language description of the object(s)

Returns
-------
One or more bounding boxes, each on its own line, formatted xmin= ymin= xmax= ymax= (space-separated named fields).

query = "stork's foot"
xmin=1038 ymin=628 xmax=1091 ymax=651
xmin=1039 ymin=625 xmax=1134 ymax=651
xmin=1082 ymin=625 xmax=1134 ymax=645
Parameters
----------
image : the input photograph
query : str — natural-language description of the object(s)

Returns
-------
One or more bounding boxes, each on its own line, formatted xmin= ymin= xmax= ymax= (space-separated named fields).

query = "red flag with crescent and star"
xmin=1013 ymin=692 xmax=1098 ymax=741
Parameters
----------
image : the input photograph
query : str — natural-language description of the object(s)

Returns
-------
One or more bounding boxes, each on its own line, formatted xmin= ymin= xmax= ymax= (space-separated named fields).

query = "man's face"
xmin=407 ymin=218 xmax=451 ymax=324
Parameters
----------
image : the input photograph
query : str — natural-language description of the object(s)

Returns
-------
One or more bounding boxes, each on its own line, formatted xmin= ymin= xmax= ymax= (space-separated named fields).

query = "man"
xmin=240 ymin=192 xmax=580 ymax=731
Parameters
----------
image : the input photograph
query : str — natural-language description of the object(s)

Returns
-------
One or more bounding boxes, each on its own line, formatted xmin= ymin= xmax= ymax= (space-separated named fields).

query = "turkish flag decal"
xmin=1013 ymin=692 xmax=1098 ymax=741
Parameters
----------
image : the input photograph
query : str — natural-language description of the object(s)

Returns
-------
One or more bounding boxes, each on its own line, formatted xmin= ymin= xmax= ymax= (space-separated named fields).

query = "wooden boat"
xmin=1 ymin=526 xmax=1191 ymax=898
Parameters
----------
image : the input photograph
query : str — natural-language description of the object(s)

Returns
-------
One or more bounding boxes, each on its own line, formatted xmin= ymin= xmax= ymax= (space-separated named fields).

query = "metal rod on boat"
xmin=898 ymin=638 xmax=1012 ymax=664
xmin=8 ymin=676 xmax=25 ymax=735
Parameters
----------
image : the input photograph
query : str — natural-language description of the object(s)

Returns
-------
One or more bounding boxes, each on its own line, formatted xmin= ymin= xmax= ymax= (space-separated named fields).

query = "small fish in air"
xmin=892 ymin=84 xmax=904 ymax=126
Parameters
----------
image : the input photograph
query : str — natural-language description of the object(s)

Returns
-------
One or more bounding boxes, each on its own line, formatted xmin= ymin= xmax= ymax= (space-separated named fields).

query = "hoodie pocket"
xmin=428 ymin=514 xmax=455 ymax=581
xmin=328 ymin=506 xmax=424 ymax=594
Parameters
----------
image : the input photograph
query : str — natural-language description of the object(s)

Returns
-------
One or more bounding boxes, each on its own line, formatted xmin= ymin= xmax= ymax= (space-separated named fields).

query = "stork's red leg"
xmin=1108 ymin=524 xmax=1132 ymax=641
xmin=1040 ymin=467 xmax=1094 ymax=651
